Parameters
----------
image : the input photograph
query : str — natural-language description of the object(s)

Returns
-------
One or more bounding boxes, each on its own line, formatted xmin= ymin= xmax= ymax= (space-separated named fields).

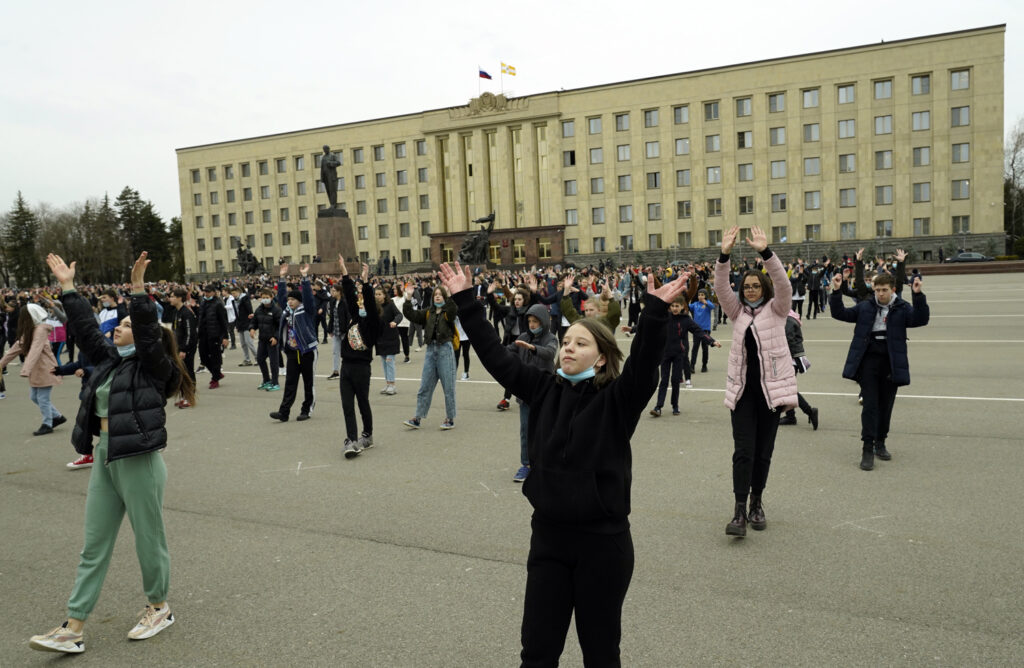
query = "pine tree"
xmin=3 ymin=192 xmax=42 ymax=287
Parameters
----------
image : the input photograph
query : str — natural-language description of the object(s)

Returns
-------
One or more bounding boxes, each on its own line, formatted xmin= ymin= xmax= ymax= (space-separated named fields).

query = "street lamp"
xmin=668 ymin=244 xmax=680 ymax=265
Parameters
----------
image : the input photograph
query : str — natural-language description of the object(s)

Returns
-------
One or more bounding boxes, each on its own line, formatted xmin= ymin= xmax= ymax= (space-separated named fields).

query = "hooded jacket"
xmin=276 ymin=277 xmax=319 ymax=353
xmin=0 ymin=303 xmax=62 ymax=388
xmin=509 ymin=304 xmax=558 ymax=383
xmin=339 ymin=276 xmax=381 ymax=363
xmin=830 ymin=289 xmax=929 ymax=386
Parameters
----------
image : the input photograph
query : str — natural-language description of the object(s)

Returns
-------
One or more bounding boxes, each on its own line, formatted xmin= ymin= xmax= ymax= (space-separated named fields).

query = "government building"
xmin=176 ymin=25 xmax=1004 ymax=278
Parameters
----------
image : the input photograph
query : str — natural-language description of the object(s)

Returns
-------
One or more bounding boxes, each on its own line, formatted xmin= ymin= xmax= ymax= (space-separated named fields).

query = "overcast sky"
xmin=2 ymin=0 xmax=1021 ymax=222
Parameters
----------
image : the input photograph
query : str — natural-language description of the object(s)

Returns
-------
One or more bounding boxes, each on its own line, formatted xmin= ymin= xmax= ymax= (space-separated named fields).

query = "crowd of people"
xmin=2 ymin=233 xmax=929 ymax=662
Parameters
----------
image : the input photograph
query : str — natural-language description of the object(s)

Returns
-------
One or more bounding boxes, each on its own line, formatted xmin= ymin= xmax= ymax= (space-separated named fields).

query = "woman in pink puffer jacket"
xmin=714 ymin=226 xmax=798 ymax=538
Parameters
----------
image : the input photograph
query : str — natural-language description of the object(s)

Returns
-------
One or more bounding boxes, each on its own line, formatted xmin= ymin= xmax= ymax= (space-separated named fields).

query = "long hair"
xmin=160 ymin=327 xmax=196 ymax=405
xmin=740 ymin=269 xmax=774 ymax=306
xmin=556 ymin=318 xmax=624 ymax=388
xmin=17 ymin=309 xmax=37 ymax=353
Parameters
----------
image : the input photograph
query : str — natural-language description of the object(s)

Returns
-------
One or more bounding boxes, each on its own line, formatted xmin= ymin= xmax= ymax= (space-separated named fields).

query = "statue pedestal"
xmin=316 ymin=208 xmax=357 ymax=264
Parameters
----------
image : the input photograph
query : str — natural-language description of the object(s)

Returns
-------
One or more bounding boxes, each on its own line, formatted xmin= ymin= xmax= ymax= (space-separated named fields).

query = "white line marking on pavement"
xmin=478 ymin=482 xmax=498 ymax=498
xmin=832 ymin=515 xmax=890 ymax=535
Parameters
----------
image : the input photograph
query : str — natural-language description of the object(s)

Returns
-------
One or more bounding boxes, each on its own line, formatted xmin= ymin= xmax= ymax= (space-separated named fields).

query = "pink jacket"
xmin=0 ymin=324 xmax=62 ymax=388
xmin=715 ymin=252 xmax=798 ymax=411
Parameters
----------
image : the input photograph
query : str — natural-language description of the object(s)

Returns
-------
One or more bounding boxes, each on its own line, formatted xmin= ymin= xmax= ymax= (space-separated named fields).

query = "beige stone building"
xmin=176 ymin=25 xmax=1004 ymax=278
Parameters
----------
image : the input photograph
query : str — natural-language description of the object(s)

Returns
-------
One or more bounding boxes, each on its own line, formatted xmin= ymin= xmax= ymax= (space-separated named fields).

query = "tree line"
xmin=0 ymin=187 xmax=184 ymax=288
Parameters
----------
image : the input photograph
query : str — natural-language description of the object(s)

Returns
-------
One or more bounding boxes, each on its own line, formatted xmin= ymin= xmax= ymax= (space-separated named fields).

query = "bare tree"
xmin=1005 ymin=116 xmax=1024 ymax=253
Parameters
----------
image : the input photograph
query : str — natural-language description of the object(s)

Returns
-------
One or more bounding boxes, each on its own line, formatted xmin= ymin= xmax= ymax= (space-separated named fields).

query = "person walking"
xmin=337 ymin=260 xmax=380 ymax=457
xmin=249 ymin=288 xmax=282 ymax=391
xmin=168 ymin=288 xmax=197 ymax=408
xmin=325 ymin=283 xmax=344 ymax=380
xmin=830 ymin=271 xmax=929 ymax=470
xmin=196 ymin=285 xmax=229 ymax=390
xmin=648 ymin=295 xmax=719 ymax=417
xmin=0 ymin=302 xmax=67 ymax=435
xmin=374 ymin=284 xmax=403 ymax=396
xmin=441 ymin=260 xmax=690 ymax=667
xmin=392 ymin=284 xmax=412 ymax=364
xmin=270 ymin=263 xmax=318 ymax=422
xmin=29 ymin=251 xmax=195 ymax=654
xmin=231 ymin=286 xmax=256 ymax=366
xmin=401 ymin=285 xmax=458 ymax=430
xmin=715 ymin=226 xmax=798 ymax=538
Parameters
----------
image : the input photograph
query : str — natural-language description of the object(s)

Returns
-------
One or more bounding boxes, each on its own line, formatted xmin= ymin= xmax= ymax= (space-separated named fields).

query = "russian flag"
xmin=479 ymin=68 xmax=492 ymax=80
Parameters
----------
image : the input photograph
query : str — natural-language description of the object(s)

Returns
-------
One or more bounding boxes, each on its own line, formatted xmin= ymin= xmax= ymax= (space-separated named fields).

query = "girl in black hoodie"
xmin=442 ymin=261 xmax=690 ymax=668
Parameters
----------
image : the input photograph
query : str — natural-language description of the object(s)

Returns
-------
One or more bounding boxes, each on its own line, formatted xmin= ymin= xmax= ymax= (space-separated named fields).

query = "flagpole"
xmin=500 ymin=65 xmax=504 ymax=94
xmin=477 ymin=65 xmax=481 ymax=95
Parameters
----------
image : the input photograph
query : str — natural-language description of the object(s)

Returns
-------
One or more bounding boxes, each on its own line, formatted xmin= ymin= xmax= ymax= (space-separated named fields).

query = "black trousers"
xmin=317 ymin=311 xmax=328 ymax=342
xmin=730 ymin=385 xmax=781 ymax=500
xmin=182 ymin=349 xmax=196 ymax=383
xmin=689 ymin=330 xmax=710 ymax=370
xmin=656 ymin=354 xmax=685 ymax=409
xmin=398 ymin=328 xmax=410 ymax=358
xmin=785 ymin=393 xmax=813 ymax=418
xmin=459 ymin=340 xmax=472 ymax=374
xmin=340 ymin=361 xmax=372 ymax=440
xmin=859 ymin=350 xmax=898 ymax=446
xmin=198 ymin=336 xmax=223 ymax=378
xmin=520 ymin=520 xmax=634 ymax=668
xmin=256 ymin=338 xmax=279 ymax=384
xmin=808 ymin=291 xmax=823 ymax=318
xmin=791 ymin=299 xmax=804 ymax=319
xmin=279 ymin=348 xmax=316 ymax=417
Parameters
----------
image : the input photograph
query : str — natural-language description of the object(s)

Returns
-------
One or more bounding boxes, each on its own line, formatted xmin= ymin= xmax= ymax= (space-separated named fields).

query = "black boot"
xmin=726 ymin=502 xmax=747 ymax=537
xmin=860 ymin=446 xmax=874 ymax=471
xmin=874 ymin=442 xmax=891 ymax=460
xmin=778 ymin=410 xmax=797 ymax=426
xmin=748 ymin=494 xmax=766 ymax=531
xmin=808 ymin=407 xmax=819 ymax=431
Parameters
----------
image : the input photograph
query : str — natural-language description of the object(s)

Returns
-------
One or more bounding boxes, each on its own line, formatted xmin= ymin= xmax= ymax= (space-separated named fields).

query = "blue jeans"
xmin=415 ymin=342 xmax=456 ymax=420
xmin=331 ymin=336 xmax=342 ymax=373
xmin=519 ymin=401 xmax=530 ymax=466
xmin=30 ymin=386 xmax=61 ymax=427
xmin=380 ymin=354 xmax=396 ymax=383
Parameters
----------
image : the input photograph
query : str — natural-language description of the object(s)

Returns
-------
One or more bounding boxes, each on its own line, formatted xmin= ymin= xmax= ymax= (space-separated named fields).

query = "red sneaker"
xmin=179 ymin=399 xmax=192 ymax=408
xmin=173 ymin=399 xmax=183 ymax=408
xmin=67 ymin=454 xmax=94 ymax=470
xmin=496 ymin=399 xmax=510 ymax=411
xmin=209 ymin=380 xmax=220 ymax=389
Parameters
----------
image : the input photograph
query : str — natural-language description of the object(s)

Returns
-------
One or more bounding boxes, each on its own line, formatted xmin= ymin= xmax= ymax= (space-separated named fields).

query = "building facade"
xmin=176 ymin=25 xmax=1004 ymax=278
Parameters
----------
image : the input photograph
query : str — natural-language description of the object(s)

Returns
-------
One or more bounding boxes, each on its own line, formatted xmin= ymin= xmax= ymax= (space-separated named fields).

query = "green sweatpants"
xmin=67 ymin=432 xmax=170 ymax=620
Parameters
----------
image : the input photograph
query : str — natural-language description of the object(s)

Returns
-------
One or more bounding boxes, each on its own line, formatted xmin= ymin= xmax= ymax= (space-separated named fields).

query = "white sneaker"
xmin=685 ymin=380 xmax=693 ymax=388
xmin=30 ymin=622 xmax=84 ymax=653
xmin=460 ymin=372 xmax=469 ymax=381
xmin=385 ymin=386 xmax=396 ymax=395
xmin=128 ymin=604 xmax=174 ymax=640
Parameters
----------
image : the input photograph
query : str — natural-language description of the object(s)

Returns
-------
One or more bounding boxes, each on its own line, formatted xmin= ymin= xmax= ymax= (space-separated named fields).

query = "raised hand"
xmin=894 ymin=248 xmax=907 ymax=262
xmin=279 ymin=262 xmax=289 ymax=278
xmin=46 ymin=253 xmax=77 ymax=289
xmin=130 ymin=251 xmax=151 ymax=291
xmin=647 ymin=271 xmax=691 ymax=305
xmin=361 ymin=263 xmax=370 ymax=282
xmin=911 ymin=276 xmax=923 ymax=293
xmin=438 ymin=262 xmax=472 ymax=295
xmin=563 ymin=274 xmax=577 ymax=296
xmin=525 ymin=273 xmax=538 ymax=293
xmin=855 ymin=247 xmax=865 ymax=261
xmin=831 ymin=273 xmax=844 ymax=291
xmin=299 ymin=264 xmax=310 ymax=277
xmin=338 ymin=254 xmax=349 ymax=276
xmin=746 ymin=226 xmax=768 ymax=252
xmin=721 ymin=226 xmax=740 ymax=255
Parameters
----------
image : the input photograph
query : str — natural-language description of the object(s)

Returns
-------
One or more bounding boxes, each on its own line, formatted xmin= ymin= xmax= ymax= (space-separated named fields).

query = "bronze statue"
xmin=458 ymin=213 xmax=496 ymax=265
xmin=236 ymin=245 xmax=265 ymax=275
xmin=320 ymin=145 xmax=341 ymax=209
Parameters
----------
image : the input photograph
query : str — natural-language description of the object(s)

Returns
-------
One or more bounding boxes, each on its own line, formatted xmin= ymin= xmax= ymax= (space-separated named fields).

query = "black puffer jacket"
xmin=61 ymin=290 xmax=179 ymax=463
xmin=374 ymin=300 xmax=403 ymax=356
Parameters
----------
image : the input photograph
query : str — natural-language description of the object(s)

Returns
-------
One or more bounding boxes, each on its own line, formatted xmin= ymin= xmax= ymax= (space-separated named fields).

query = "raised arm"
xmin=47 ymin=253 xmax=116 ymax=365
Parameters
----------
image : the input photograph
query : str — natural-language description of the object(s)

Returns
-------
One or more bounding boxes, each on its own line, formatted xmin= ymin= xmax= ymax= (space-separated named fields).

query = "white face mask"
xmin=260 ymin=298 xmax=271 ymax=306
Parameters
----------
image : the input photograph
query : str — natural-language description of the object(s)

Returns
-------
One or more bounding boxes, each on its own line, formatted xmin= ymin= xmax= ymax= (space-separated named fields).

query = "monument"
xmin=458 ymin=212 xmax=496 ymax=266
xmin=235 ymin=245 xmax=265 ymax=275
xmin=315 ymin=145 xmax=357 ymax=268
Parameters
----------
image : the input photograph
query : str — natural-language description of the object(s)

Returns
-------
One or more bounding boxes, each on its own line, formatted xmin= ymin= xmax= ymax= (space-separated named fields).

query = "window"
xmin=588 ymin=117 xmax=602 ymax=134
xmin=399 ymin=222 xmax=410 ymax=237
xmin=193 ymin=193 xmax=202 ymax=206
xmin=770 ymin=160 xmax=786 ymax=179
xmin=952 ymin=143 xmax=970 ymax=163
xmin=356 ymin=201 xmax=367 ymax=215
xmin=952 ymin=215 xmax=970 ymax=233
xmin=737 ymin=163 xmax=753 ymax=182
xmin=618 ymin=174 xmax=632 ymax=191
xmin=354 ymin=174 xmax=365 ymax=190
xmin=736 ymin=97 xmax=752 ymax=117
xmin=912 ymin=74 xmax=930 ymax=95
xmin=737 ymin=131 xmax=752 ymax=149
xmin=913 ymin=182 xmax=931 ymax=203
xmin=292 ymin=156 xmax=304 ymax=171
xmin=206 ymin=167 xmax=217 ymax=182
xmin=951 ymin=69 xmax=970 ymax=90
xmin=244 ymin=187 xmax=253 ymax=201
xmin=802 ymin=88 xmax=819 ymax=108
xmin=739 ymin=195 xmax=754 ymax=214
xmin=280 ymin=232 xmax=291 ymax=246
xmin=804 ymin=191 xmax=821 ymax=210
xmin=838 ymin=119 xmax=855 ymax=138
xmin=228 ymin=212 xmax=237 ymax=225
xmin=678 ymin=231 xmax=692 ymax=248
xmin=394 ymin=142 xmax=407 ymax=158
xmin=913 ymin=146 xmax=931 ymax=167
xmin=401 ymin=249 xmax=412 ymax=263
xmin=277 ymin=207 xmax=288 ymax=221
xmin=951 ymin=106 xmax=970 ymax=127
xmin=590 ymin=147 xmax=603 ymax=164
xmin=708 ymin=229 xmax=723 ymax=246
xmin=264 ymin=233 xmax=273 ymax=246
xmin=398 ymin=196 xmax=409 ymax=211
xmin=211 ymin=214 xmax=220 ymax=227
xmin=593 ymin=237 xmax=606 ymax=252
xmin=240 ymin=163 xmax=251 ymax=178
xmin=770 ymin=127 xmax=786 ymax=146
xmin=418 ymin=167 xmax=428 ymax=183
xmin=803 ymin=123 xmax=820 ymax=142
xmin=840 ymin=188 xmax=857 ymax=207
xmin=673 ymin=105 xmax=688 ymax=124
xmin=676 ymin=169 xmax=691 ymax=187
xmin=260 ymin=185 xmax=270 ymax=199
xmin=275 ymin=158 xmax=286 ymax=173
xmin=336 ymin=178 xmax=344 ymax=191
xmin=645 ymin=141 xmax=659 ymax=158
xmin=706 ymin=167 xmax=721 ymax=184
xmin=912 ymin=111 xmax=930 ymax=131
xmin=416 ymin=139 xmax=427 ymax=155
xmin=395 ymin=170 xmax=407 ymax=185
xmin=353 ymin=148 xmax=364 ymax=163
xmin=876 ymin=219 xmax=894 ymax=237
xmin=421 ymin=248 xmax=431 ymax=262
xmin=840 ymin=222 xmax=857 ymax=239
xmin=771 ymin=226 xmax=787 ymax=244
xmin=838 ymin=84 xmax=855 ymax=104
xmin=372 ymin=145 xmax=384 ymax=161
xmin=675 ymin=138 xmax=690 ymax=155
xmin=620 ymin=235 xmax=634 ymax=251
xmin=298 ymin=206 xmax=307 ymax=220
xmin=296 ymin=182 xmax=306 ymax=195
xmin=562 ymin=120 xmax=575 ymax=137
xmin=875 ymin=185 xmax=894 ymax=205
xmin=839 ymin=154 xmax=856 ymax=173
xmin=704 ymin=101 xmax=720 ymax=121
xmin=357 ymin=226 xmax=368 ymax=240
xmin=563 ymin=150 xmax=576 ymax=166
xmin=677 ymin=200 xmax=692 ymax=218
xmin=647 ymin=204 xmax=662 ymax=221
xmin=952 ymin=179 xmax=970 ymax=199
xmin=566 ymin=239 xmax=580 ymax=255
xmin=913 ymin=217 xmax=931 ymax=235
xmin=875 ymin=150 xmax=893 ymax=170
xmin=377 ymin=224 xmax=389 ymax=239
xmin=617 ymin=144 xmax=631 ymax=161
xmin=258 ymin=160 xmax=269 ymax=175
xmin=591 ymin=177 xmax=605 ymax=194
xmin=619 ymin=205 xmax=633 ymax=222
xmin=375 ymin=172 xmax=386 ymax=187
xmin=874 ymin=79 xmax=892 ymax=99
xmin=278 ymin=183 xmax=288 ymax=197
xmin=245 ymin=211 xmax=254 ymax=225
xmin=707 ymin=198 xmax=722 ymax=216
xmin=771 ymin=193 xmax=787 ymax=212
xmin=705 ymin=135 xmax=720 ymax=152
xmin=644 ymin=109 xmax=659 ymax=127
xmin=420 ymin=221 xmax=430 ymax=235
xmin=592 ymin=207 xmax=606 ymax=224
xmin=191 ymin=169 xmax=201 ymax=184
xmin=646 ymin=172 xmax=661 ymax=189
xmin=768 ymin=93 xmax=785 ymax=112
xmin=196 ymin=238 xmax=206 ymax=251
xmin=376 ymin=199 xmax=387 ymax=213
xmin=615 ymin=113 xmax=630 ymax=131
xmin=564 ymin=180 xmax=577 ymax=196
xmin=875 ymin=115 xmax=893 ymax=135
xmin=804 ymin=157 xmax=821 ymax=176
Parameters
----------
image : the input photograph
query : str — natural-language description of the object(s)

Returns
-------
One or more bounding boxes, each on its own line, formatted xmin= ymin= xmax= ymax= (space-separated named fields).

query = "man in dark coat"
xmin=197 ymin=285 xmax=229 ymax=390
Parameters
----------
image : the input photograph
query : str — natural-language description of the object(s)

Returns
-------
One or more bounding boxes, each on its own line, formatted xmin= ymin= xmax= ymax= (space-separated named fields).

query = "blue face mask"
xmin=746 ymin=298 xmax=764 ymax=308
xmin=434 ymin=300 xmax=444 ymax=307
xmin=530 ymin=325 xmax=545 ymax=335
xmin=557 ymin=366 xmax=597 ymax=383
xmin=203 ymin=296 xmax=213 ymax=301
xmin=358 ymin=308 xmax=367 ymax=317
xmin=117 ymin=343 xmax=136 ymax=357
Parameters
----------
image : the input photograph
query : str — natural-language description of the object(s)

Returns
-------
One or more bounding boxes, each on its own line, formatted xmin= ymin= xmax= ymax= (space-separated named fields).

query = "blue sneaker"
xmin=403 ymin=417 xmax=421 ymax=429
xmin=257 ymin=381 xmax=269 ymax=390
xmin=439 ymin=419 xmax=455 ymax=430
xmin=266 ymin=384 xmax=280 ymax=391
xmin=513 ymin=465 xmax=530 ymax=483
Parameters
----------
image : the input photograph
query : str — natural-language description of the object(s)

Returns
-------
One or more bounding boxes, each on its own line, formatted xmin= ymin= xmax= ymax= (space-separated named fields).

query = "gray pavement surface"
xmin=2 ymin=273 xmax=1023 ymax=667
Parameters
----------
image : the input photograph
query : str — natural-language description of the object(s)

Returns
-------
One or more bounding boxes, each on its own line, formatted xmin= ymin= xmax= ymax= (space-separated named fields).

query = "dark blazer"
xmin=830 ymin=290 xmax=929 ymax=386
xmin=373 ymin=299 xmax=403 ymax=357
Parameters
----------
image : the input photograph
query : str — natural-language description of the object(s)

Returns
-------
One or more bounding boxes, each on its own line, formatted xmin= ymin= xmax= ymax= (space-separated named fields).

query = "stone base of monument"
xmin=316 ymin=208 xmax=358 ymax=266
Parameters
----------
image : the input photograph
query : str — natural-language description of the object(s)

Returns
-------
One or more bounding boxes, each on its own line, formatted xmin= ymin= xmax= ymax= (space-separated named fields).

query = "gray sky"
xmin=2 ymin=0 xmax=1020 ymax=222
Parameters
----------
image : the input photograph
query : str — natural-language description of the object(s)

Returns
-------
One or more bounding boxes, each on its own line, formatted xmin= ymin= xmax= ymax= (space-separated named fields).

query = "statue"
xmin=320 ymin=145 xmax=341 ymax=209
xmin=236 ymin=245 xmax=265 ymax=275
xmin=458 ymin=212 xmax=496 ymax=265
